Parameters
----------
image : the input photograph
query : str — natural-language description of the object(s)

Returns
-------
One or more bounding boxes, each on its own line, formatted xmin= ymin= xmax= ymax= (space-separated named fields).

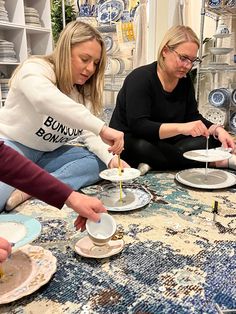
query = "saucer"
xmin=99 ymin=167 xmax=141 ymax=182
xmin=176 ymin=168 xmax=236 ymax=189
xmin=183 ymin=148 xmax=232 ymax=162
xmin=74 ymin=236 xmax=124 ymax=258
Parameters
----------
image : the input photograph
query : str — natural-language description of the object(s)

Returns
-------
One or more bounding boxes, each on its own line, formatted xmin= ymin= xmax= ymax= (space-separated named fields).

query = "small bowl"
xmin=208 ymin=88 xmax=231 ymax=108
xmin=86 ymin=213 xmax=117 ymax=246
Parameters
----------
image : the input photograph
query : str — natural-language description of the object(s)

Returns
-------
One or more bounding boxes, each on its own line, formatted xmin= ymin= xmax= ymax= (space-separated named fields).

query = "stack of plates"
xmin=24 ymin=7 xmax=42 ymax=27
xmin=0 ymin=40 xmax=17 ymax=62
xmin=0 ymin=0 xmax=9 ymax=22
xmin=0 ymin=79 xmax=9 ymax=99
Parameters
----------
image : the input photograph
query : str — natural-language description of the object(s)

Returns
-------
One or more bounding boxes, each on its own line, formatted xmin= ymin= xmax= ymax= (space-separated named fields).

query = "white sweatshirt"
xmin=0 ymin=58 xmax=114 ymax=166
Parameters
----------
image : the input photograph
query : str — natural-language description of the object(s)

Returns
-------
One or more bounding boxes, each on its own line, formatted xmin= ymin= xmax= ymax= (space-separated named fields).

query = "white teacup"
xmin=216 ymin=23 xmax=230 ymax=35
xmin=86 ymin=213 xmax=117 ymax=246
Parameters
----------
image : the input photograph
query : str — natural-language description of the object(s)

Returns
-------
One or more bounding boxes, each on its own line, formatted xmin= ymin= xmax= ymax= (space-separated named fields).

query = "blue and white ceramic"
xmin=208 ymin=0 xmax=222 ymax=8
xmin=103 ymin=35 xmax=113 ymax=52
xmin=224 ymin=0 xmax=235 ymax=7
xmin=232 ymin=89 xmax=236 ymax=106
xmin=208 ymin=88 xmax=231 ymax=108
xmin=229 ymin=111 xmax=236 ymax=132
xmin=0 ymin=214 xmax=41 ymax=249
xmin=97 ymin=0 xmax=124 ymax=24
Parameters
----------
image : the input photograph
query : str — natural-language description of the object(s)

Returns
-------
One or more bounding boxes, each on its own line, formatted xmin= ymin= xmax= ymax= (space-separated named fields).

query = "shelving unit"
xmin=197 ymin=0 xmax=236 ymax=132
xmin=0 ymin=0 xmax=53 ymax=107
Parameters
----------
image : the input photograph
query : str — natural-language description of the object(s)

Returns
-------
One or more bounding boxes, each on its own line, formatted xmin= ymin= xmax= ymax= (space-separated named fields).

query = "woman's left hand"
xmin=216 ymin=127 xmax=235 ymax=150
xmin=108 ymin=155 xmax=130 ymax=169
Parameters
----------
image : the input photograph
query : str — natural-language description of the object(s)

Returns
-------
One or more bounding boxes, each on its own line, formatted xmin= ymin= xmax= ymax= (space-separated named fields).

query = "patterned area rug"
xmin=0 ymin=171 xmax=236 ymax=314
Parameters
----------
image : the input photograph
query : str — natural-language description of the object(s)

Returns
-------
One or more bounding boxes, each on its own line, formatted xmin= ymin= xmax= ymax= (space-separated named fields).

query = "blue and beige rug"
xmin=0 ymin=171 xmax=236 ymax=314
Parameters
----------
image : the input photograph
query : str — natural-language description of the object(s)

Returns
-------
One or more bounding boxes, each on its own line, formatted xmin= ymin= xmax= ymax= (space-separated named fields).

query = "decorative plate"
xmin=176 ymin=168 xmax=236 ymax=190
xmin=229 ymin=111 xmax=236 ymax=132
xmin=183 ymin=148 xmax=232 ymax=163
xmin=103 ymin=35 xmax=113 ymax=52
xmin=97 ymin=183 xmax=152 ymax=211
xmin=75 ymin=236 xmax=124 ymax=258
xmin=208 ymin=88 xmax=231 ymax=108
xmin=232 ymin=89 xmax=236 ymax=106
xmin=97 ymin=0 xmax=124 ymax=24
xmin=0 ymin=214 xmax=41 ymax=249
xmin=203 ymin=107 xmax=226 ymax=125
xmin=209 ymin=47 xmax=233 ymax=55
xmin=99 ymin=167 xmax=140 ymax=182
xmin=213 ymin=33 xmax=232 ymax=39
xmin=0 ymin=245 xmax=57 ymax=304
xmin=207 ymin=0 xmax=222 ymax=7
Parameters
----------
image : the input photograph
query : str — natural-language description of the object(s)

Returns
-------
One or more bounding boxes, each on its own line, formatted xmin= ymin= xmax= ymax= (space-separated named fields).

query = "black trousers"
xmin=121 ymin=134 xmax=220 ymax=170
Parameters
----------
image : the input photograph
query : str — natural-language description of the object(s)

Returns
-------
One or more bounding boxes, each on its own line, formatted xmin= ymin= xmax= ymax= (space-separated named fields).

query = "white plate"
xmin=97 ymin=0 xmax=124 ymax=23
xmin=176 ymin=168 xmax=236 ymax=189
xmin=213 ymin=33 xmax=232 ymax=38
xmin=209 ymin=47 xmax=233 ymax=55
xmin=0 ymin=214 xmax=41 ymax=249
xmin=99 ymin=167 xmax=140 ymax=182
xmin=0 ymin=245 xmax=57 ymax=304
xmin=98 ymin=184 xmax=152 ymax=212
xmin=183 ymin=149 xmax=232 ymax=162
xmin=75 ymin=236 xmax=124 ymax=258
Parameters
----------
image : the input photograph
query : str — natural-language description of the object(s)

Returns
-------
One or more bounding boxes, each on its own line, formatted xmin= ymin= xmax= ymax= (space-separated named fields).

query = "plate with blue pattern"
xmin=97 ymin=183 xmax=152 ymax=211
xmin=0 ymin=214 xmax=41 ymax=249
xmin=97 ymin=0 xmax=124 ymax=23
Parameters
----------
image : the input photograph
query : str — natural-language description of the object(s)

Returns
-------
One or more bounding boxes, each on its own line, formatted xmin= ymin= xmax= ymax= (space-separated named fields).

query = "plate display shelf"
xmin=0 ymin=0 xmax=53 ymax=108
xmin=196 ymin=0 xmax=236 ymax=133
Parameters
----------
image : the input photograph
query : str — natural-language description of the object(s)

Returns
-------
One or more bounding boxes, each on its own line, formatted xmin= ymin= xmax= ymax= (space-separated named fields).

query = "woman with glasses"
xmin=110 ymin=25 xmax=235 ymax=174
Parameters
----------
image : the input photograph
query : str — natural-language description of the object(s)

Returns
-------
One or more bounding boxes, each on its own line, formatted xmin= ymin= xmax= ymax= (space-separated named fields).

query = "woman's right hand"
xmin=65 ymin=192 xmax=107 ymax=231
xmin=0 ymin=237 xmax=12 ymax=263
xmin=179 ymin=120 xmax=209 ymax=138
xmin=99 ymin=125 xmax=124 ymax=155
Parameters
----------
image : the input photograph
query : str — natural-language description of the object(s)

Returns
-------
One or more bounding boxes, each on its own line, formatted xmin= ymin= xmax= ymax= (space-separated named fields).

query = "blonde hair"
xmin=10 ymin=21 xmax=106 ymax=116
xmin=157 ymin=25 xmax=200 ymax=69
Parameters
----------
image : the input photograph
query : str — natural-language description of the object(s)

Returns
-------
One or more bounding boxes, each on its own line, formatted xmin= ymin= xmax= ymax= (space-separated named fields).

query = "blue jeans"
xmin=0 ymin=139 xmax=106 ymax=210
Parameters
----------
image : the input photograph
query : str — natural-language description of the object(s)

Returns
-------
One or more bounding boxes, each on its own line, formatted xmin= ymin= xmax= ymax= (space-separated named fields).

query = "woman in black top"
xmin=110 ymin=25 xmax=235 ymax=171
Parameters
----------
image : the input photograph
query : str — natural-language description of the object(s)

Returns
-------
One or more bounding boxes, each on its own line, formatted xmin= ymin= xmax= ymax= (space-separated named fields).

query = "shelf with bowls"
xmin=197 ymin=0 xmax=236 ymax=133
xmin=0 ymin=0 xmax=52 ymax=106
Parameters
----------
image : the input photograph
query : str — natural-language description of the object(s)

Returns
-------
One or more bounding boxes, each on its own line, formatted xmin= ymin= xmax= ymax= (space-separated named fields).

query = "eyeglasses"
xmin=170 ymin=48 xmax=202 ymax=67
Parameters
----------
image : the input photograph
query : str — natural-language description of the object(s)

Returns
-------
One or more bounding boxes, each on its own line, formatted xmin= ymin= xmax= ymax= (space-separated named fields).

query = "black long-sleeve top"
xmin=110 ymin=61 xmax=212 ymax=141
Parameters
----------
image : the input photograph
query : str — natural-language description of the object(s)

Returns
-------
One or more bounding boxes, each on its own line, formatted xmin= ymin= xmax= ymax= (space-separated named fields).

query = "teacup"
xmin=86 ymin=213 xmax=117 ymax=246
xmin=216 ymin=23 xmax=230 ymax=35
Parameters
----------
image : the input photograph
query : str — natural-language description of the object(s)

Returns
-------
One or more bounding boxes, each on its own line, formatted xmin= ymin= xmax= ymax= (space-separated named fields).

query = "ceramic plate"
xmin=203 ymin=107 xmax=226 ymax=125
xmin=0 ymin=245 xmax=57 ymax=304
xmin=75 ymin=236 xmax=124 ymax=258
xmin=176 ymin=168 xmax=236 ymax=189
xmin=98 ymin=0 xmax=124 ymax=23
xmin=97 ymin=184 xmax=152 ymax=211
xmin=0 ymin=214 xmax=41 ymax=249
xmin=213 ymin=33 xmax=232 ymax=38
xmin=209 ymin=47 xmax=233 ymax=55
xmin=183 ymin=149 xmax=232 ymax=162
xmin=99 ymin=168 xmax=141 ymax=182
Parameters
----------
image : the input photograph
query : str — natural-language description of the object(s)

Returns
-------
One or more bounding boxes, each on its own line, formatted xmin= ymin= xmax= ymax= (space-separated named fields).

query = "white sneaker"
xmin=138 ymin=163 xmax=151 ymax=176
xmin=5 ymin=190 xmax=30 ymax=212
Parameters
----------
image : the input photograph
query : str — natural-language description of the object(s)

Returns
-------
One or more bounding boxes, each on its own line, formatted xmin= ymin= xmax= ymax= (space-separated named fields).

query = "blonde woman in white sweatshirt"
xmin=0 ymin=21 xmax=128 ymax=211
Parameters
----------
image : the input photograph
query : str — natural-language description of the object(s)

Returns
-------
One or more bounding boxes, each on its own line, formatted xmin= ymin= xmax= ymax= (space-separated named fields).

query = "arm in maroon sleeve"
xmin=0 ymin=141 xmax=73 ymax=208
